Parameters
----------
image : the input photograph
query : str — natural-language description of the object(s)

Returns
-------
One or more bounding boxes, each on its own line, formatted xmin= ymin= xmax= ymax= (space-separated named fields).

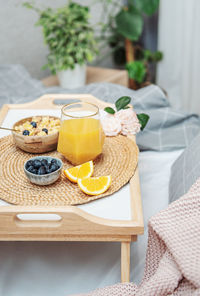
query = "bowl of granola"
xmin=12 ymin=115 xmax=61 ymax=153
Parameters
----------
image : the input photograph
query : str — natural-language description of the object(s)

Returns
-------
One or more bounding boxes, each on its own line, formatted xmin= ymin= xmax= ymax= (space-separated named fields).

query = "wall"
xmin=1 ymin=0 xmax=159 ymax=82
xmin=0 ymin=0 xmax=111 ymax=79
xmin=157 ymin=0 xmax=200 ymax=113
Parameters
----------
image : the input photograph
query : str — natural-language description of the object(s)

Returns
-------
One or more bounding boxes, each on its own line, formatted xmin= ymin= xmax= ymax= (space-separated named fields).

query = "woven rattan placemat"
xmin=0 ymin=135 xmax=138 ymax=206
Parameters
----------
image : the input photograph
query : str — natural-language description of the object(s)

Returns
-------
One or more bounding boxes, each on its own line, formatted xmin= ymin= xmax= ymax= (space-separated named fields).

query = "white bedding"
xmin=0 ymin=148 xmax=183 ymax=296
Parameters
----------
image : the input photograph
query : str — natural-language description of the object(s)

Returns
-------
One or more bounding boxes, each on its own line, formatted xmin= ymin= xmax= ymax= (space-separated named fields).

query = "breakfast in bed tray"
xmin=0 ymin=93 xmax=148 ymax=282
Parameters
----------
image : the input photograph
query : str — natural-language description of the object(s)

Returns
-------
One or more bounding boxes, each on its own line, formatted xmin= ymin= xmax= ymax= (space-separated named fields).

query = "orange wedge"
xmin=64 ymin=161 xmax=94 ymax=183
xmin=78 ymin=176 xmax=112 ymax=195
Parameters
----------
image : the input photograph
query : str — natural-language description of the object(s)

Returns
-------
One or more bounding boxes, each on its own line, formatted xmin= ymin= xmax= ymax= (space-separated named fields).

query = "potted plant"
xmin=23 ymin=1 xmax=98 ymax=88
xmin=97 ymin=0 xmax=163 ymax=89
xmin=126 ymin=47 xmax=163 ymax=89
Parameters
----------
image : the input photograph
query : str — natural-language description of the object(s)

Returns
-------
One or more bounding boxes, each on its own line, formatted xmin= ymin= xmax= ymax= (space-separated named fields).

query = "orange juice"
xmin=57 ymin=118 xmax=105 ymax=165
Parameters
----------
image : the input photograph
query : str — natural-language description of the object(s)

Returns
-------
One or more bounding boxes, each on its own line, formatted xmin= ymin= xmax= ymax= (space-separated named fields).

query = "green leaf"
xmin=23 ymin=2 xmax=41 ymax=13
xmin=104 ymin=107 xmax=115 ymax=114
xmin=143 ymin=49 xmax=153 ymax=62
xmin=143 ymin=49 xmax=163 ymax=63
xmin=23 ymin=2 xmax=33 ymax=9
xmin=134 ymin=0 xmax=160 ymax=16
xmin=137 ymin=113 xmax=149 ymax=130
xmin=126 ymin=61 xmax=146 ymax=83
xmin=115 ymin=96 xmax=131 ymax=111
xmin=115 ymin=7 xmax=143 ymax=41
xmin=153 ymin=50 xmax=163 ymax=62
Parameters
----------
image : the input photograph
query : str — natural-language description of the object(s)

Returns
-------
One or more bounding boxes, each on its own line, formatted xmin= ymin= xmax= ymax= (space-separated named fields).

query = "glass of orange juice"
xmin=57 ymin=102 xmax=105 ymax=165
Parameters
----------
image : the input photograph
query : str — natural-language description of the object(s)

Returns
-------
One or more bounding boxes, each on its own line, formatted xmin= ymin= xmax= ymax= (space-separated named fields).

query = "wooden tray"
xmin=0 ymin=94 xmax=144 ymax=282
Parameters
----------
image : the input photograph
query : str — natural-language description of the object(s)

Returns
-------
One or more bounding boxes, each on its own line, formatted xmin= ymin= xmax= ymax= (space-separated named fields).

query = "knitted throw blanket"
xmin=72 ymin=178 xmax=200 ymax=296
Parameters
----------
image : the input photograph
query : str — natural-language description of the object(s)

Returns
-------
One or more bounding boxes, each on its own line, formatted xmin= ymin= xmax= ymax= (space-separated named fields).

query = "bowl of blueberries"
xmin=24 ymin=156 xmax=63 ymax=185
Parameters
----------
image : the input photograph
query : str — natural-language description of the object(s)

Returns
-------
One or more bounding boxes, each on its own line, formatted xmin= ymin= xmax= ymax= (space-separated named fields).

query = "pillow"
xmin=169 ymin=132 xmax=200 ymax=203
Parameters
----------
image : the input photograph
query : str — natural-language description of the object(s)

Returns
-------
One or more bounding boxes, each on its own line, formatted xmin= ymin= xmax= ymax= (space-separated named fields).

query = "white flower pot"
xmin=57 ymin=64 xmax=86 ymax=89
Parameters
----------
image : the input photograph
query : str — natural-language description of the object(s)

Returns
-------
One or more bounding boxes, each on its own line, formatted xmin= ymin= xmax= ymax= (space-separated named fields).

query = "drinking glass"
xmin=57 ymin=102 xmax=105 ymax=165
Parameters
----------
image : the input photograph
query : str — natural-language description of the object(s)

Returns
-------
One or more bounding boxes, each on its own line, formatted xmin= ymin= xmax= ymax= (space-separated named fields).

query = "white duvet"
xmin=0 ymin=149 xmax=183 ymax=296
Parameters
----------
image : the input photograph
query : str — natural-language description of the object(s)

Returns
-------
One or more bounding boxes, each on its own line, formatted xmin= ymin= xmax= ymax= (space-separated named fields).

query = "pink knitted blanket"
xmin=72 ymin=178 xmax=200 ymax=296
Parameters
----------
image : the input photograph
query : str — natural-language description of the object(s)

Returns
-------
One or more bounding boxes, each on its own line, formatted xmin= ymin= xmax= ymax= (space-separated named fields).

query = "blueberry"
xmin=45 ymin=167 xmax=51 ymax=174
xmin=23 ymin=130 xmax=30 ymax=136
xmin=38 ymin=166 xmax=46 ymax=175
xmin=31 ymin=168 xmax=38 ymax=174
xmin=27 ymin=166 xmax=37 ymax=174
xmin=27 ymin=165 xmax=34 ymax=173
xmin=42 ymin=128 xmax=48 ymax=134
xmin=41 ymin=159 xmax=48 ymax=166
xmin=33 ymin=159 xmax=41 ymax=169
xmin=26 ymin=160 xmax=34 ymax=169
xmin=51 ymin=159 xmax=60 ymax=168
xmin=44 ymin=163 xmax=50 ymax=172
xmin=49 ymin=164 xmax=58 ymax=173
xmin=30 ymin=121 xmax=37 ymax=128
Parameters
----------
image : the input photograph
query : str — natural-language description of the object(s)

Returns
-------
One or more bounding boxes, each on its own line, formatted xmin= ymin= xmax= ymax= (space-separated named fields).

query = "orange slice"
xmin=64 ymin=161 xmax=94 ymax=183
xmin=78 ymin=176 xmax=112 ymax=195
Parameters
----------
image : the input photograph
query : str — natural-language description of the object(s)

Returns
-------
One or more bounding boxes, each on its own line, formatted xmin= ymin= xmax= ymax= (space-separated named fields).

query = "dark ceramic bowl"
xmin=24 ymin=156 xmax=63 ymax=186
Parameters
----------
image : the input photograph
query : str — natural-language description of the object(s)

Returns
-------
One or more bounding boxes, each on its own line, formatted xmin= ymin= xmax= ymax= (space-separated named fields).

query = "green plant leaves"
xmin=24 ymin=2 xmax=98 ymax=74
xmin=115 ymin=6 xmax=143 ymax=41
xmin=137 ymin=113 xmax=149 ymax=130
xmin=153 ymin=51 xmax=163 ymax=62
xmin=143 ymin=49 xmax=163 ymax=62
xmin=126 ymin=61 xmax=146 ymax=83
xmin=23 ymin=2 xmax=34 ymax=9
xmin=133 ymin=0 xmax=160 ymax=16
xmin=104 ymin=97 xmax=131 ymax=114
xmin=115 ymin=96 xmax=131 ymax=111
xmin=104 ymin=107 xmax=115 ymax=114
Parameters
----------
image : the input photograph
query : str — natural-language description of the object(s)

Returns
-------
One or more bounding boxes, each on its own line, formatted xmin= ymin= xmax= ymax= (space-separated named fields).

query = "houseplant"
xmin=97 ymin=0 xmax=163 ymax=89
xmin=23 ymin=1 xmax=98 ymax=88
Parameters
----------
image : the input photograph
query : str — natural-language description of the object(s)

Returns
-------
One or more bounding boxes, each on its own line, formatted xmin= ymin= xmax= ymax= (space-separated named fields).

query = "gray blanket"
xmin=1 ymin=64 xmax=200 ymax=151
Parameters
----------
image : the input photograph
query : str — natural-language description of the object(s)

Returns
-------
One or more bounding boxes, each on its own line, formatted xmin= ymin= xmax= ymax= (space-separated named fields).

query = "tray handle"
xmin=8 ymin=94 xmax=111 ymax=110
xmin=0 ymin=206 xmax=142 ymax=241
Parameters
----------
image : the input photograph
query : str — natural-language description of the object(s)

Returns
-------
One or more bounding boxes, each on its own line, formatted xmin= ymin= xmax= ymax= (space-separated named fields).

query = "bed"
xmin=0 ymin=65 xmax=199 ymax=295
xmin=0 ymin=146 xmax=182 ymax=295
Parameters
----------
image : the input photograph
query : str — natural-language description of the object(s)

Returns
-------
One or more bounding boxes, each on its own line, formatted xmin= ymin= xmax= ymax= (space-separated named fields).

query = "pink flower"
xmin=114 ymin=108 xmax=138 ymax=124
xmin=101 ymin=116 xmax=121 ymax=136
xmin=100 ymin=108 xmax=141 ymax=137
xmin=115 ymin=108 xmax=141 ymax=135
xmin=120 ymin=120 xmax=141 ymax=135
